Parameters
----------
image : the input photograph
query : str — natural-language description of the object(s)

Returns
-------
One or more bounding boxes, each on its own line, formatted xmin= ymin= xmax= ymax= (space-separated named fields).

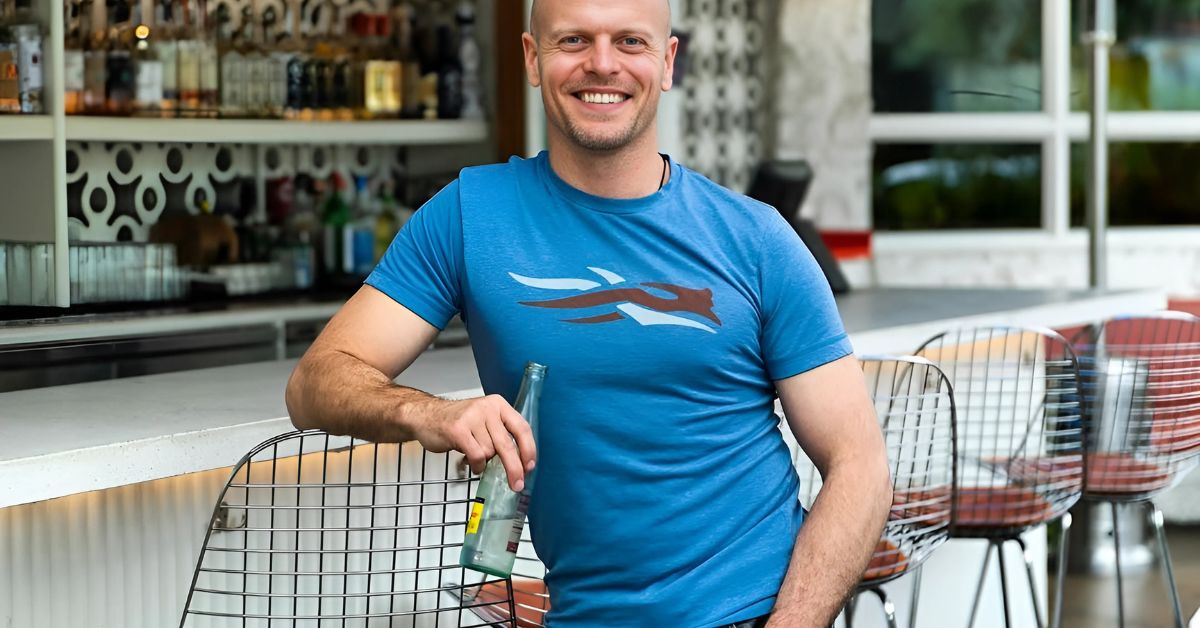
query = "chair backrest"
xmin=794 ymin=356 xmax=957 ymax=585
xmin=1073 ymin=312 xmax=1200 ymax=499
xmin=915 ymin=326 xmax=1085 ymax=537
xmin=179 ymin=430 xmax=518 ymax=627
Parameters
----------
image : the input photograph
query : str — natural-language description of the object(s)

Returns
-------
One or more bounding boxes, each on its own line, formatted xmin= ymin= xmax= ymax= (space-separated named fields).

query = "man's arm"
xmin=285 ymin=285 xmax=535 ymax=490
xmin=765 ymin=355 xmax=892 ymax=627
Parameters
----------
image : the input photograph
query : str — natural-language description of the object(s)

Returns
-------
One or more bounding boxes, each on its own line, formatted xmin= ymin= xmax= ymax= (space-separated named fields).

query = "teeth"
xmin=580 ymin=92 xmax=626 ymax=104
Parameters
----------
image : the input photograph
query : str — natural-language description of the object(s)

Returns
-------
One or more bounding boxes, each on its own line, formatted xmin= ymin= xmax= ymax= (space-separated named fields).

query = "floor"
xmin=1054 ymin=524 xmax=1200 ymax=628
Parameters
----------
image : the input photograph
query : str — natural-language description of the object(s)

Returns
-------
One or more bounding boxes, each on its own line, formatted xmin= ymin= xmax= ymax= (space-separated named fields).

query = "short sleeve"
xmin=758 ymin=213 xmax=853 ymax=380
xmin=364 ymin=180 xmax=464 ymax=330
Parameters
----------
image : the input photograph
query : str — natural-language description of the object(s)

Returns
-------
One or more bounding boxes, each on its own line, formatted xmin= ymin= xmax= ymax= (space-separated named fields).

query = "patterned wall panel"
xmin=67 ymin=142 xmax=404 ymax=243
xmin=677 ymin=0 xmax=767 ymax=191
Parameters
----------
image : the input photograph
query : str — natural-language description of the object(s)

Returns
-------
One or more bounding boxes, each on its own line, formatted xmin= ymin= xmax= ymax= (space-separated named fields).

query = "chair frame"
xmin=1073 ymin=311 xmax=1200 ymax=628
xmin=178 ymin=429 xmax=521 ymax=628
xmin=915 ymin=324 xmax=1087 ymax=628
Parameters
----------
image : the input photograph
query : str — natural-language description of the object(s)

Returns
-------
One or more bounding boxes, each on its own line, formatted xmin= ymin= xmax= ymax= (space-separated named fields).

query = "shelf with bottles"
xmin=61 ymin=0 xmax=486 ymax=127
xmin=64 ymin=114 xmax=485 ymax=143
xmin=1 ymin=0 xmax=47 ymax=118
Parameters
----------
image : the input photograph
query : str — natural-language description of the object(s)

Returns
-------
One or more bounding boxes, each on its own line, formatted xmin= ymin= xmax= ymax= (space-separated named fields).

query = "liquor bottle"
xmin=63 ymin=0 xmax=86 ymax=114
xmin=395 ymin=1 xmax=420 ymax=119
xmin=105 ymin=0 xmax=135 ymax=115
xmin=434 ymin=23 xmax=460 ymax=119
xmin=132 ymin=5 xmax=163 ymax=115
xmin=456 ymin=0 xmax=482 ymax=119
xmin=215 ymin=3 xmax=242 ymax=117
xmin=460 ymin=362 xmax=547 ymax=578
xmin=7 ymin=0 xmax=44 ymax=115
xmin=279 ymin=1 xmax=305 ymax=119
xmin=81 ymin=0 xmax=107 ymax=113
xmin=320 ymin=172 xmax=351 ymax=277
xmin=155 ymin=0 xmax=177 ymax=116
xmin=253 ymin=6 xmax=279 ymax=117
xmin=197 ymin=0 xmax=218 ymax=117
xmin=174 ymin=0 xmax=199 ymax=114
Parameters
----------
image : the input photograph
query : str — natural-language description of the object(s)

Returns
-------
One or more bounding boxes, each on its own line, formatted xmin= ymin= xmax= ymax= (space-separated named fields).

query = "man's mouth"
xmin=575 ymin=91 xmax=631 ymax=105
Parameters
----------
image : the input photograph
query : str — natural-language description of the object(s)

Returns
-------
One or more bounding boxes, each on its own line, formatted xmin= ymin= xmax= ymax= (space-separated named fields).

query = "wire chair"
xmin=179 ymin=429 xmax=524 ymax=627
xmin=914 ymin=326 xmax=1085 ymax=628
xmin=794 ymin=356 xmax=957 ymax=628
xmin=1072 ymin=312 xmax=1200 ymax=628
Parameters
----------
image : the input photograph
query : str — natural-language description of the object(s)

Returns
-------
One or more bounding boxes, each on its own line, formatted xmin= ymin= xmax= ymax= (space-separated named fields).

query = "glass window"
xmin=1069 ymin=143 xmax=1200 ymax=226
xmin=874 ymin=144 xmax=1042 ymax=230
xmin=1072 ymin=1 xmax=1200 ymax=110
xmin=872 ymin=0 xmax=1042 ymax=112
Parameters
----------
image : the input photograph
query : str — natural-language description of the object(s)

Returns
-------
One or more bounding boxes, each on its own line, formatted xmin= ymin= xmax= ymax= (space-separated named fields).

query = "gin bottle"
xmin=460 ymin=362 xmax=546 ymax=578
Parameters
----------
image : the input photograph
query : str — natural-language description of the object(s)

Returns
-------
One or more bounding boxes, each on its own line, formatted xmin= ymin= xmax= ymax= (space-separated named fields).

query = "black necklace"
xmin=657 ymin=154 xmax=669 ymax=191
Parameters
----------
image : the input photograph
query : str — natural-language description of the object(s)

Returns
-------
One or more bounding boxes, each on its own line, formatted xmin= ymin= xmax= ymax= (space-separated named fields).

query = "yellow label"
xmin=466 ymin=500 xmax=484 ymax=535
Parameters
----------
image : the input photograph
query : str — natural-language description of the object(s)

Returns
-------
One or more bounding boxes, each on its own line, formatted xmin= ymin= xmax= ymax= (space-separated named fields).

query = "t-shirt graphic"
xmin=509 ymin=266 xmax=722 ymax=333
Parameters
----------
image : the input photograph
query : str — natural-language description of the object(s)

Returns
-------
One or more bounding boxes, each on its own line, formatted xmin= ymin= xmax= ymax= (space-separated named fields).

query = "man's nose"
xmin=583 ymin=38 xmax=620 ymax=76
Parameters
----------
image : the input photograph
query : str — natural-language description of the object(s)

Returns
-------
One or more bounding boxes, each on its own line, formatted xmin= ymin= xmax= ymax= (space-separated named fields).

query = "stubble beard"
xmin=551 ymin=95 xmax=657 ymax=153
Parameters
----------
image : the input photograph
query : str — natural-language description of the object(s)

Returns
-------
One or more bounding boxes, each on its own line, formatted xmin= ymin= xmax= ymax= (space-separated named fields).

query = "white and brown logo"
xmin=510 ymin=267 xmax=721 ymax=333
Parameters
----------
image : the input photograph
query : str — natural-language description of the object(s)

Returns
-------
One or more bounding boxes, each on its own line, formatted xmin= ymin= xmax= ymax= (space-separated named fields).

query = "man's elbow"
xmin=284 ymin=361 xmax=315 ymax=431
xmin=871 ymin=444 xmax=893 ymax=516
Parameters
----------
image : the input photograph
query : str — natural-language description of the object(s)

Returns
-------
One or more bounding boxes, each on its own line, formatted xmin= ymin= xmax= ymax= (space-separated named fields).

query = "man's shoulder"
xmin=678 ymin=163 xmax=781 ymax=222
xmin=459 ymin=154 xmax=538 ymax=185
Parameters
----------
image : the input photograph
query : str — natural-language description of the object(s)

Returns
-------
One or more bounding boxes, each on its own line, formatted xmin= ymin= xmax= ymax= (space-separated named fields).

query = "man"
xmin=285 ymin=0 xmax=891 ymax=626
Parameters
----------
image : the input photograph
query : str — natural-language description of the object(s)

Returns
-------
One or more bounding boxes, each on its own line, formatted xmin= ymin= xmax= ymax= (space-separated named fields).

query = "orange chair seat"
xmin=476 ymin=578 xmax=550 ymax=628
xmin=954 ymin=486 xmax=1057 ymax=528
xmin=863 ymin=538 xmax=908 ymax=582
xmin=987 ymin=453 xmax=1172 ymax=496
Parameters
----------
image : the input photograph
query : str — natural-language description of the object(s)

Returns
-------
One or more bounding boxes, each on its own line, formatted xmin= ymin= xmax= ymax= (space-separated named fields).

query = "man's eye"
xmin=562 ymin=36 xmax=584 ymax=45
xmin=622 ymin=37 xmax=644 ymax=46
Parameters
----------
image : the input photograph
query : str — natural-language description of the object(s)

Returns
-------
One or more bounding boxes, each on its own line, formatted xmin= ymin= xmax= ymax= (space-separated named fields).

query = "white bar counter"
xmin=0 ymin=287 xmax=1165 ymax=509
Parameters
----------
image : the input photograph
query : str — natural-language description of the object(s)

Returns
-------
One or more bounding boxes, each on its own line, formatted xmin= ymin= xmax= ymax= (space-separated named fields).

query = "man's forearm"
xmin=285 ymin=348 xmax=444 ymax=443
xmin=769 ymin=461 xmax=892 ymax=627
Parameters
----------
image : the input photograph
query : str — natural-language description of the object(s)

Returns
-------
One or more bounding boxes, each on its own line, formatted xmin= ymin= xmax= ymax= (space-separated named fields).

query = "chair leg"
xmin=1147 ymin=502 xmax=1185 ymax=628
xmin=1052 ymin=513 xmax=1072 ymax=628
xmin=968 ymin=542 xmax=995 ymax=628
xmin=1015 ymin=535 xmax=1045 ymax=628
xmin=908 ymin=564 xmax=924 ymax=628
xmin=997 ymin=540 xmax=1013 ymax=628
xmin=844 ymin=593 xmax=858 ymax=628
xmin=1111 ymin=502 xmax=1125 ymax=628
xmin=867 ymin=586 xmax=898 ymax=628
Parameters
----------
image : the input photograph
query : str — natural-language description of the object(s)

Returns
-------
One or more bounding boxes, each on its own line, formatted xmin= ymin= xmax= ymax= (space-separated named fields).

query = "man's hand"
xmin=412 ymin=394 xmax=537 ymax=491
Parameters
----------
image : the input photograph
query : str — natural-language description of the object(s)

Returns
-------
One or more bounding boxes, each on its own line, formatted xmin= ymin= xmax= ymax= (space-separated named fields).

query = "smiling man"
xmin=285 ymin=1 xmax=892 ymax=626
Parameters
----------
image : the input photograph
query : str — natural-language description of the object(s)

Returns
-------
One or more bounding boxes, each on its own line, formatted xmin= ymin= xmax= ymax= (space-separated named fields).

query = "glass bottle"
xmin=132 ymin=5 xmax=163 ymax=115
xmin=456 ymin=0 xmax=482 ymax=119
xmin=395 ymin=1 xmax=420 ymax=119
xmin=174 ymin=0 xmax=199 ymax=115
xmin=215 ymin=3 xmax=242 ymax=117
xmin=197 ymin=0 xmax=218 ymax=117
xmin=460 ymin=362 xmax=547 ymax=578
xmin=64 ymin=0 xmax=86 ymax=114
xmin=155 ymin=0 xmax=177 ymax=116
xmin=279 ymin=1 xmax=305 ymax=119
xmin=81 ymin=0 xmax=107 ymax=113
xmin=104 ymin=0 xmax=135 ymax=115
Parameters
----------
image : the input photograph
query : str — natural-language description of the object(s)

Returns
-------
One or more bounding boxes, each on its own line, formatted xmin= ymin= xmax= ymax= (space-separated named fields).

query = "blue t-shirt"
xmin=366 ymin=152 xmax=852 ymax=627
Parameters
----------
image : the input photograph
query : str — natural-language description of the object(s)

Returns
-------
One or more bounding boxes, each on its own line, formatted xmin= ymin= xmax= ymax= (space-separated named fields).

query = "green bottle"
xmin=460 ymin=362 xmax=546 ymax=578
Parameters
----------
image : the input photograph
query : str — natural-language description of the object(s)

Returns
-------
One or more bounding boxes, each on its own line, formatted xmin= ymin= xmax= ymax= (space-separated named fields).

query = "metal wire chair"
xmin=1072 ymin=312 xmax=1200 ymax=628
xmin=179 ymin=429 xmax=523 ymax=627
xmin=914 ymin=326 xmax=1085 ymax=628
xmin=794 ymin=356 xmax=957 ymax=628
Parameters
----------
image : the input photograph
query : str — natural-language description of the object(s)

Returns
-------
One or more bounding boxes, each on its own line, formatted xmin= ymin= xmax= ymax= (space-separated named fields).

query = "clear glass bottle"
xmin=132 ymin=6 xmax=163 ymax=115
xmin=460 ymin=362 xmax=546 ymax=578
xmin=81 ymin=0 xmax=107 ymax=113
xmin=64 ymin=0 xmax=86 ymax=114
xmin=104 ymin=0 xmax=135 ymax=115
xmin=155 ymin=0 xmax=177 ymax=116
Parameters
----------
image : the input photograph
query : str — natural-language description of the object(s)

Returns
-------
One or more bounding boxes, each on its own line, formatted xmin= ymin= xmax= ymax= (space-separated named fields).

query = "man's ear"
xmin=662 ymin=35 xmax=680 ymax=91
xmin=522 ymin=32 xmax=541 ymax=87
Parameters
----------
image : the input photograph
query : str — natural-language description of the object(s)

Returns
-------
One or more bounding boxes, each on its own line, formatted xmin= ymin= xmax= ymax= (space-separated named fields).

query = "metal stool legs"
xmin=866 ymin=586 xmax=898 ymax=628
xmin=1148 ymin=502 xmax=1185 ymax=628
xmin=967 ymin=538 xmax=1050 ymax=628
xmin=908 ymin=565 xmax=924 ymax=628
xmin=1051 ymin=513 xmax=1072 ymax=628
xmin=1112 ymin=503 xmax=1126 ymax=628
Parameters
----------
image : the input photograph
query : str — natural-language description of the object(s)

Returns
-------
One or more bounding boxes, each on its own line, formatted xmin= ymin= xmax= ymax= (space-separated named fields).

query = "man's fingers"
xmin=460 ymin=433 xmax=489 ymax=475
xmin=486 ymin=415 xmax=526 ymax=492
xmin=501 ymin=405 xmax=537 ymax=472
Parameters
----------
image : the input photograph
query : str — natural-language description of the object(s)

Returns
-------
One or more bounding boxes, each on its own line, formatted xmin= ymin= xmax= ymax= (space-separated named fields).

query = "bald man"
xmin=286 ymin=0 xmax=891 ymax=626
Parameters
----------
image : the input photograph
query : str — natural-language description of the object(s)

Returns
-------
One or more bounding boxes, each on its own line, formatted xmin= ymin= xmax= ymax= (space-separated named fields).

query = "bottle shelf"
xmin=0 ymin=116 xmax=55 ymax=141
xmin=64 ymin=116 xmax=489 ymax=145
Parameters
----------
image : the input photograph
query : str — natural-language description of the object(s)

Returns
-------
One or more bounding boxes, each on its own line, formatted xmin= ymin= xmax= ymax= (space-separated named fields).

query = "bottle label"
xmin=64 ymin=50 xmax=84 ymax=91
xmin=506 ymin=492 xmax=531 ymax=553
xmin=466 ymin=497 xmax=484 ymax=535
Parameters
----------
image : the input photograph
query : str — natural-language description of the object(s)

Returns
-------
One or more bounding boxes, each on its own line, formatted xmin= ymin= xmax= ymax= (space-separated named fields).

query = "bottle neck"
xmin=513 ymin=364 xmax=546 ymax=430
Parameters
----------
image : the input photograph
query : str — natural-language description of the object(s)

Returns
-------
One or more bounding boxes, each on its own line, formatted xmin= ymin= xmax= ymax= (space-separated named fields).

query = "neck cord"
xmin=657 ymin=154 xmax=669 ymax=191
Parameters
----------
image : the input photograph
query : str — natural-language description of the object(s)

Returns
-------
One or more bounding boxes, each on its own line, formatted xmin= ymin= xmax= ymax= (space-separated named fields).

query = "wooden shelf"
xmin=64 ymin=116 xmax=489 ymax=145
xmin=0 ymin=115 xmax=55 ymax=141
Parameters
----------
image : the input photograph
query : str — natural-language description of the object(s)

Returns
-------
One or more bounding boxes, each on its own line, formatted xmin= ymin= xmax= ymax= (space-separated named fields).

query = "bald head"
xmin=529 ymin=0 xmax=672 ymax=39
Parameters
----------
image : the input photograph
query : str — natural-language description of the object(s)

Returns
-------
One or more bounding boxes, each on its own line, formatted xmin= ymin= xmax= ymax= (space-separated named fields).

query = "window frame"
xmin=870 ymin=0 xmax=1200 ymax=237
